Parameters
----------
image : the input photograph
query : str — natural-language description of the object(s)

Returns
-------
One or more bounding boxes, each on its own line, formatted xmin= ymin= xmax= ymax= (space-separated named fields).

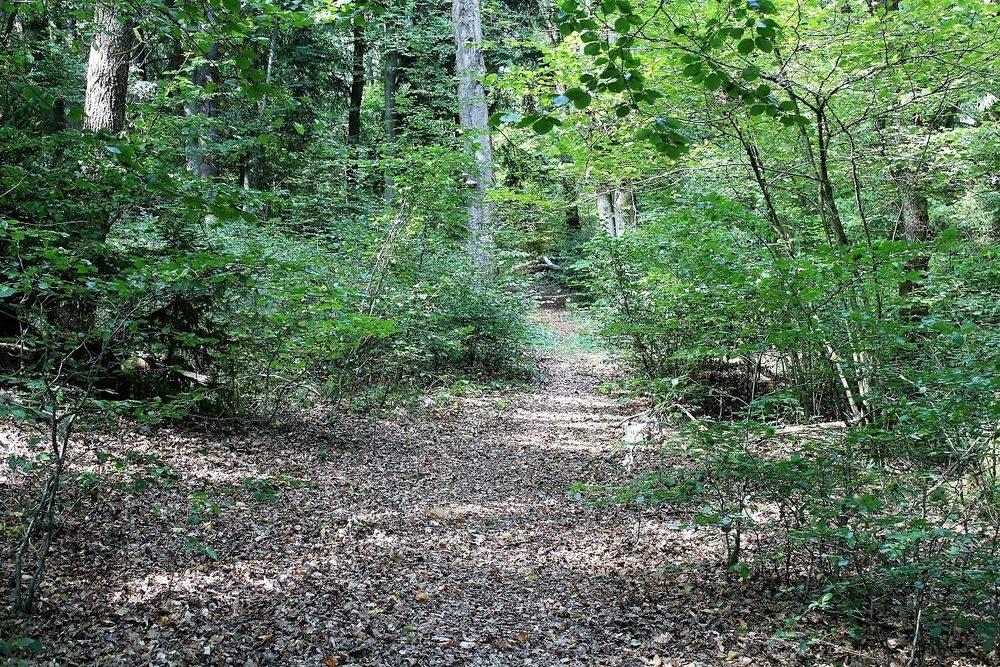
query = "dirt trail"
xmin=5 ymin=306 xmax=794 ymax=666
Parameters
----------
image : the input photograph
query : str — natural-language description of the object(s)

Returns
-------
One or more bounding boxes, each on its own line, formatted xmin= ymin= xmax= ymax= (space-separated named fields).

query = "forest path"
xmin=10 ymin=304 xmax=791 ymax=666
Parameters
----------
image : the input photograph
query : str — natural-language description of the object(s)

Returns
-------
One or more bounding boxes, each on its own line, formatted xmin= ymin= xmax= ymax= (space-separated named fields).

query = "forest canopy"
xmin=2 ymin=0 xmax=1000 ymax=663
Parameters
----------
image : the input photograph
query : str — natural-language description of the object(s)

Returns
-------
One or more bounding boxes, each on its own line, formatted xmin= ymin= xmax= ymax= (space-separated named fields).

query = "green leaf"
xmin=223 ymin=0 xmax=240 ymax=13
xmin=565 ymin=87 xmax=592 ymax=109
xmin=682 ymin=62 xmax=702 ymax=77
xmin=532 ymin=116 xmax=559 ymax=134
xmin=738 ymin=38 xmax=755 ymax=55
xmin=490 ymin=111 xmax=521 ymax=127
xmin=755 ymin=36 xmax=773 ymax=53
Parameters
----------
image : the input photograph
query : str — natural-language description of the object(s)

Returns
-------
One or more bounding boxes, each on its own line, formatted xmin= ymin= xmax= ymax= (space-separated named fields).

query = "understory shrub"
xmin=578 ymin=194 xmax=1000 ymax=658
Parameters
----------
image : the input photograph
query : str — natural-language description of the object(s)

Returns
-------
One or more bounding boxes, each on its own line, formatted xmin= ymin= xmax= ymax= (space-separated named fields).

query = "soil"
xmin=1 ymin=307 xmax=897 ymax=666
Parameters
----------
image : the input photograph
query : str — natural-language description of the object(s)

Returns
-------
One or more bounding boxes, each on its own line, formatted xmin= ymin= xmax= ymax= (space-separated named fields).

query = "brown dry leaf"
xmin=0 ymin=305 xmax=896 ymax=666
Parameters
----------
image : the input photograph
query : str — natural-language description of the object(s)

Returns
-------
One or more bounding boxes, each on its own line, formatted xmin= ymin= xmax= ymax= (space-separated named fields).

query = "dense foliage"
xmin=2 ymin=0 xmax=999 ymax=662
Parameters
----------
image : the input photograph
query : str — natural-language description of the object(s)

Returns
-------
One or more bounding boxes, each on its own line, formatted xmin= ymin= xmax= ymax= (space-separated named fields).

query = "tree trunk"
xmin=186 ymin=11 xmax=219 ymax=179
xmin=815 ymin=107 xmax=849 ymax=247
xmin=83 ymin=4 xmax=133 ymax=133
xmin=452 ymin=0 xmax=494 ymax=265
xmin=613 ymin=189 xmax=635 ymax=235
xmin=383 ymin=48 xmax=399 ymax=203
xmin=897 ymin=171 xmax=931 ymax=314
xmin=596 ymin=189 xmax=615 ymax=236
xmin=346 ymin=23 xmax=367 ymax=192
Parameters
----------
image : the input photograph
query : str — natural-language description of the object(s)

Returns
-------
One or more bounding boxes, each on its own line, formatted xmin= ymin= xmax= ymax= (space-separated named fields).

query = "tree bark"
xmin=452 ymin=0 xmax=494 ymax=264
xmin=383 ymin=48 xmax=399 ymax=203
xmin=897 ymin=171 xmax=931 ymax=312
xmin=186 ymin=11 xmax=219 ymax=179
xmin=596 ymin=188 xmax=615 ymax=236
xmin=613 ymin=189 xmax=635 ymax=235
xmin=83 ymin=4 xmax=134 ymax=133
xmin=346 ymin=23 xmax=367 ymax=191
xmin=815 ymin=108 xmax=849 ymax=247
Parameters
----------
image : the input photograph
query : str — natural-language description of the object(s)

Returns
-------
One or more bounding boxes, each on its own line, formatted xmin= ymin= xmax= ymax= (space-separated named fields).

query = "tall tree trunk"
xmin=596 ymin=189 xmax=615 ymax=236
xmin=897 ymin=171 xmax=931 ymax=317
xmin=83 ymin=4 xmax=133 ymax=133
xmin=186 ymin=11 xmax=219 ymax=179
xmin=383 ymin=48 xmax=398 ymax=203
xmin=452 ymin=0 xmax=494 ymax=265
xmin=346 ymin=23 xmax=367 ymax=192
xmin=815 ymin=108 xmax=849 ymax=247
xmin=613 ymin=189 xmax=635 ymax=235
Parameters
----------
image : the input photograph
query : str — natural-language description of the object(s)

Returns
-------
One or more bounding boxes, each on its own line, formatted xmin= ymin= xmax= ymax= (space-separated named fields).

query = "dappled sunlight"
xmin=5 ymin=307 xmax=786 ymax=665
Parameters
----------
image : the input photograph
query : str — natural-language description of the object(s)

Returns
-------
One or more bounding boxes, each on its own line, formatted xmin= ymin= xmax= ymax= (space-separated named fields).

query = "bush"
xmin=577 ymin=192 xmax=1000 ymax=659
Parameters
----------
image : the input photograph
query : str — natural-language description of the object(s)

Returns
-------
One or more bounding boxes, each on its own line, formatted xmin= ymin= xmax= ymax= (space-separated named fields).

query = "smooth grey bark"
xmin=613 ymin=189 xmax=635 ymax=236
xmin=595 ymin=188 xmax=634 ymax=237
xmin=596 ymin=189 xmax=615 ymax=236
xmin=815 ymin=108 xmax=849 ymax=247
xmin=452 ymin=0 xmax=494 ymax=263
xmin=83 ymin=4 xmax=134 ymax=133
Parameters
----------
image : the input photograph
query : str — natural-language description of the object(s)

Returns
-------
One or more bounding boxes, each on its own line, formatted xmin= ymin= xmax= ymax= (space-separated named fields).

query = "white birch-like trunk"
xmin=596 ymin=189 xmax=615 ymax=236
xmin=452 ymin=0 xmax=494 ymax=265
xmin=613 ymin=189 xmax=635 ymax=235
